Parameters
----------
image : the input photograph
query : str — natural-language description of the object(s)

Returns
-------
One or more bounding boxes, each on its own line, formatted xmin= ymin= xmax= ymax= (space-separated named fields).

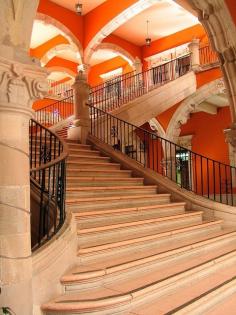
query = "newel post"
xmin=188 ymin=39 xmax=200 ymax=71
xmin=68 ymin=71 xmax=91 ymax=144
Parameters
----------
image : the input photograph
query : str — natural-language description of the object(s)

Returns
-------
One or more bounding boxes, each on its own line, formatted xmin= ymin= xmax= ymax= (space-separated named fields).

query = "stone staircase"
xmin=41 ymin=140 xmax=236 ymax=315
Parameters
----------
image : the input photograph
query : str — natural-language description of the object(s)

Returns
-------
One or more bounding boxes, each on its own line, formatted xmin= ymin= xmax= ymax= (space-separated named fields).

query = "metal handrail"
xmin=89 ymin=104 xmax=236 ymax=206
xmin=29 ymin=118 xmax=68 ymax=251
xmin=35 ymin=54 xmax=191 ymax=125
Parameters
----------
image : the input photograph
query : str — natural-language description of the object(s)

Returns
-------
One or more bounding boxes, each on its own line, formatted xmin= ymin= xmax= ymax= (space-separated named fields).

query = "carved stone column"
xmin=68 ymin=71 xmax=91 ymax=144
xmin=0 ymin=56 xmax=47 ymax=315
xmin=188 ymin=39 xmax=200 ymax=71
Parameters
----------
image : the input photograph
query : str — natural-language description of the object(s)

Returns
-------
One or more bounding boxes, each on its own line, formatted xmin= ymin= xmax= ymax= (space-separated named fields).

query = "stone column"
xmin=0 ymin=55 xmax=47 ymax=315
xmin=188 ymin=39 xmax=200 ymax=71
xmin=133 ymin=57 xmax=142 ymax=74
xmin=68 ymin=71 xmax=91 ymax=144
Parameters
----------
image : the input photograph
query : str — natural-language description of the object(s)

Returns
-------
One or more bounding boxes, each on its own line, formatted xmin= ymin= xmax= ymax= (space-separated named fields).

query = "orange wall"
xmin=103 ymin=34 xmax=142 ymax=59
xmin=84 ymin=0 xmax=138 ymax=48
xmin=156 ymin=102 xmax=182 ymax=132
xmin=180 ymin=107 xmax=231 ymax=164
xmin=142 ymin=24 xmax=206 ymax=60
xmin=38 ymin=0 xmax=83 ymax=46
xmin=225 ymin=0 xmax=236 ymax=26
xmin=88 ymin=56 xmax=133 ymax=86
xmin=33 ymin=98 xmax=56 ymax=111
xmin=196 ymin=68 xmax=223 ymax=88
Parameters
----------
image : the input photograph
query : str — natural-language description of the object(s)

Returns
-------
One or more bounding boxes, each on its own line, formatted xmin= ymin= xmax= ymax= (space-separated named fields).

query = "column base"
xmin=67 ymin=125 xmax=89 ymax=144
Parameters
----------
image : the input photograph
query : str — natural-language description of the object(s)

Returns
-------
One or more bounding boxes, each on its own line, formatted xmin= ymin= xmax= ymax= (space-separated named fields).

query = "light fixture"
xmin=145 ymin=20 xmax=151 ymax=47
xmin=75 ymin=2 xmax=82 ymax=15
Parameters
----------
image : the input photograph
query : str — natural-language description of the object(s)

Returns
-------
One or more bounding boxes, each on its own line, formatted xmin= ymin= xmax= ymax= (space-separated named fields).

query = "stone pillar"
xmin=0 ymin=55 xmax=47 ymax=314
xmin=188 ymin=39 xmax=200 ymax=71
xmin=68 ymin=71 xmax=91 ymax=144
xmin=133 ymin=57 xmax=142 ymax=74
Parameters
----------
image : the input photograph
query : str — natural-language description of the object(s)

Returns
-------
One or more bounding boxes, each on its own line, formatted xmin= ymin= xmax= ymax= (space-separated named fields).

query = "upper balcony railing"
xmin=35 ymin=54 xmax=191 ymax=125
xmin=89 ymin=54 xmax=191 ymax=112
xmin=199 ymin=44 xmax=219 ymax=68
xmin=47 ymin=79 xmax=73 ymax=98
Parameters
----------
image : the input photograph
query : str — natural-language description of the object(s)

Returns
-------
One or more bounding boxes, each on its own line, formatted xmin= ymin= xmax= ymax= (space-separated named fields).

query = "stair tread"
xmin=67 ymin=193 xmax=170 ymax=203
xmin=66 ymin=161 xmax=120 ymax=166
xmin=66 ymin=168 xmax=131 ymax=173
xmin=73 ymin=202 xmax=185 ymax=217
xmin=66 ymin=185 xmax=158 ymax=191
xmin=78 ymin=211 xmax=202 ymax=234
xmin=130 ymin=261 xmax=236 ymax=315
xmin=78 ymin=220 xmax=222 ymax=253
xmin=42 ymin=245 xmax=236 ymax=311
xmin=62 ymin=228 xmax=236 ymax=282
xmin=67 ymin=176 xmax=143 ymax=181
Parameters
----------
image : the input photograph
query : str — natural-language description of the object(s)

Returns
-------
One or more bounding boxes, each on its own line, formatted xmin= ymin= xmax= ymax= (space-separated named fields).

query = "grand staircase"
xmin=41 ymin=140 xmax=236 ymax=315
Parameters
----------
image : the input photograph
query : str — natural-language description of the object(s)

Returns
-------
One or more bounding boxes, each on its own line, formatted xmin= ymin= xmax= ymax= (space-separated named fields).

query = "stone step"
xmin=67 ymin=154 xmax=111 ymax=163
xmin=66 ymin=169 xmax=132 ymax=178
xmin=61 ymin=229 xmax=236 ymax=291
xmin=68 ymin=148 xmax=101 ymax=156
xmin=66 ymin=185 xmax=158 ymax=198
xmin=42 ymin=243 xmax=236 ymax=314
xmin=78 ymin=220 xmax=222 ymax=261
xmin=66 ymin=176 xmax=144 ymax=187
xmin=66 ymin=161 xmax=121 ymax=170
xmin=78 ymin=212 xmax=204 ymax=250
xmin=75 ymin=202 xmax=186 ymax=227
xmin=67 ymin=194 xmax=171 ymax=212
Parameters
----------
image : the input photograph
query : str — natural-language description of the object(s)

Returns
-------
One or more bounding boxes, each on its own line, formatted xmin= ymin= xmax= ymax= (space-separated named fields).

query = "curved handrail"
xmin=89 ymin=104 xmax=236 ymax=206
xmin=29 ymin=118 xmax=69 ymax=251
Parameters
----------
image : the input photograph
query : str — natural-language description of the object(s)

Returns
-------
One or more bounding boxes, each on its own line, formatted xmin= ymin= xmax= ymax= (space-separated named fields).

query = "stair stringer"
xmin=111 ymin=71 xmax=196 ymax=127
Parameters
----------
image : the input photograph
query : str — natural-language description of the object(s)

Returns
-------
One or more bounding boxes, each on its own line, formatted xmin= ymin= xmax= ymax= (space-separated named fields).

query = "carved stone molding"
xmin=148 ymin=118 xmax=166 ymax=138
xmin=187 ymin=0 xmax=236 ymax=123
xmin=36 ymin=13 xmax=84 ymax=62
xmin=0 ymin=56 xmax=48 ymax=116
xmin=89 ymin=42 xmax=136 ymax=70
xmin=166 ymin=78 xmax=225 ymax=142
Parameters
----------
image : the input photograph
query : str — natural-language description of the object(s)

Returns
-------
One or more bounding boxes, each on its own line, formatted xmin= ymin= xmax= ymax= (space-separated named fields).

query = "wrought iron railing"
xmin=199 ymin=44 xmax=219 ymax=67
xmin=47 ymin=79 xmax=73 ymax=98
xmin=35 ymin=93 xmax=74 ymax=126
xmin=35 ymin=54 xmax=191 ymax=125
xmin=89 ymin=54 xmax=191 ymax=112
xmin=29 ymin=119 xmax=68 ymax=251
xmin=89 ymin=105 xmax=236 ymax=206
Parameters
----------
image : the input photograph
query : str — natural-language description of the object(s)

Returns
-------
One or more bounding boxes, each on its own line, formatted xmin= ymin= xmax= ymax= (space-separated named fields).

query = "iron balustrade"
xmin=89 ymin=54 xmax=191 ymax=112
xmin=35 ymin=93 xmax=74 ymax=126
xmin=47 ymin=79 xmax=73 ymax=98
xmin=29 ymin=119 xmax=68 ymax=251
xmin=199 ymin=44 xmax=219 ymax=67
xmin=89 ymin=105 xmax=236 ymax=206
xmin=35 ymin=54 xmax=191 ymax=125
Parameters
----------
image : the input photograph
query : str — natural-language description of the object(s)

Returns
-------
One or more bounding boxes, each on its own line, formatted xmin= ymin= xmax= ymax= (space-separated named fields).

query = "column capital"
xmin=0 ymin=56 xmax=48 ymax=117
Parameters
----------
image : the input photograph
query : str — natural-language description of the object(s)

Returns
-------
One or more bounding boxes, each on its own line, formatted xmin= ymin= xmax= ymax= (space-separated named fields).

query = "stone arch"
xmin=186 ymin=0 xmax=236 ymax=127
xmin=148 ymin=118 xmax=166 ymax=138
xmin=166 ymin=78 xmax=226 ymax=142
xmin=84 ymin=0 xmax=158 ymax=64
xmin=46 ymin=66 xmax=77 ymax=78
xmin=91 ymin=42 xmax=137 ymax=69
xmin=40 ymin=43 xmax=81 ymax=66
xmin=35 ymin=13 xmax=83 ymax=62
